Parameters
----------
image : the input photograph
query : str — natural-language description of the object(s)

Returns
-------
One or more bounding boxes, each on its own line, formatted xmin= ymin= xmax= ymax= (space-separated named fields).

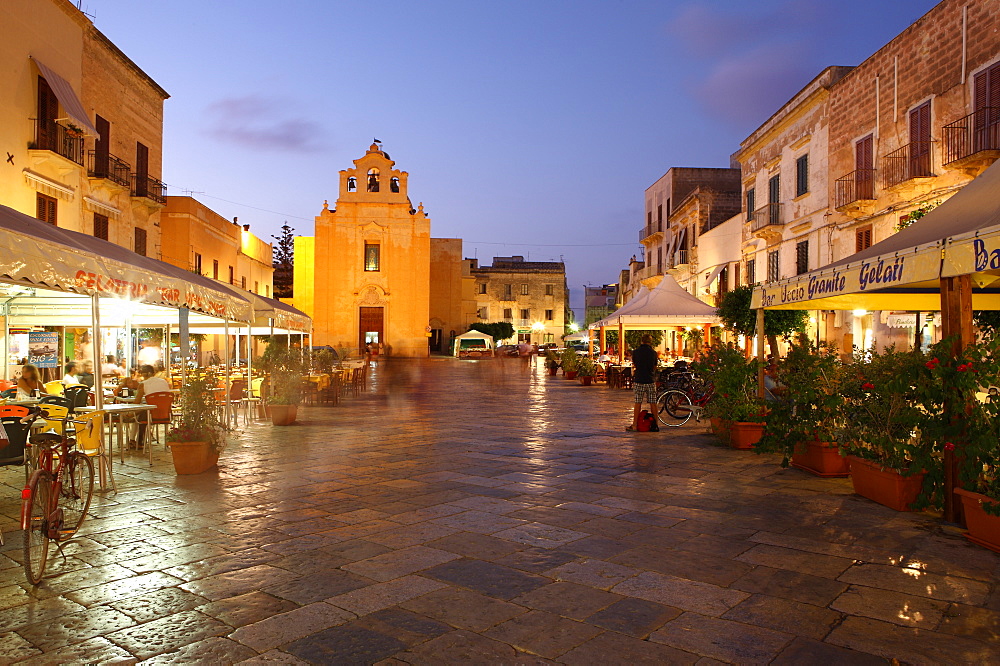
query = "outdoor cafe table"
xmin=77 ymin=403 xmax=156 ymax=464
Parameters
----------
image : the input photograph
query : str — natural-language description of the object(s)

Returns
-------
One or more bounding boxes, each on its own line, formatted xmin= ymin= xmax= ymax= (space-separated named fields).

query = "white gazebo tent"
xmin=0 ymin=203 xmax=253 ymax=419
xmin=751 ymin=158 xmax=1000 ymax=522
xmin=591 ymin=275 xmax=720 ymax=363
xmin=453 ymin=330 xmax=495 ymax=358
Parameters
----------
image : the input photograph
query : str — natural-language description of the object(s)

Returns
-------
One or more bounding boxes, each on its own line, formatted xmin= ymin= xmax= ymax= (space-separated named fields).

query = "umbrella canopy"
xmin=595 ymin=275 xmax=719 ymax=328
xmin=753 ymin=158 xmax=1000 ymax=311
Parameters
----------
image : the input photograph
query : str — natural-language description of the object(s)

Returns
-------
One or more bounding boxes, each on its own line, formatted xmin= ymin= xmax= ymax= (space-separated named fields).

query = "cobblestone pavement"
xmin=1 ymin=357 xmax=999 ymax=664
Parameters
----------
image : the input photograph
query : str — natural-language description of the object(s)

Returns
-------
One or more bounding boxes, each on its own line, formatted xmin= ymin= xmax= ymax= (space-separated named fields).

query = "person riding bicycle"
xmin=627 ymin=335 xmax=659 ymax=432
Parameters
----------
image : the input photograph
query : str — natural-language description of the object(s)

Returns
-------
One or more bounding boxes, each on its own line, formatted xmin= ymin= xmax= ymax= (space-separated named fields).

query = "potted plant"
xmin=561 ymin=347 xmax=580 ymax=380
xmin=837 ymin=345 xmax=931 ymax=511
xmin=695 ymin=344 xmax=763 ymax=448
xmin=757 ymin=340 xmax=848 ymax=476
xmin=63 ymin=123 xmax=84 ymax=138
xmin=165 ymin=377 xmax=228 ymax=474
xmin=545 ymin=349 xmax=559 ymax=376
xmin=577 ymin=357 xmax=596 ymax=386
xmin=261 ymin=343 xmax=304 ymax=425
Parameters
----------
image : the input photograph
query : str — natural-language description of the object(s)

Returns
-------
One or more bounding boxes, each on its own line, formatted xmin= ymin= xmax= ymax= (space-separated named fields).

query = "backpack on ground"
xmin=637 ymin=410 xmax=659 ymax=432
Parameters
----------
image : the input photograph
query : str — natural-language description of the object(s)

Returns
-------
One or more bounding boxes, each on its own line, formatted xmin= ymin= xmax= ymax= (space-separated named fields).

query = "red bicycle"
xmin=20 ymin=406 xmax=95 ymax=585
xmin=655 ymin=372 xmax=715 ymax=427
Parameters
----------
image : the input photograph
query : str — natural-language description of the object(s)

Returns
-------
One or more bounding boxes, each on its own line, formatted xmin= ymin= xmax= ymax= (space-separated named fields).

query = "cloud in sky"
xmin=666 ymin=0 xmax=834 ymax=126
xmin=205 ymin=95 xmax=328 ymax=153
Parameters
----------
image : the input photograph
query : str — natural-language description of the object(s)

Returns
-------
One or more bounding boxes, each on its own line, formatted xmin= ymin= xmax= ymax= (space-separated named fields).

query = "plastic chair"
xmin=144 ymin=392 xmax=174 ymax=464
xmin=39 ymin=404 xmax=70 ymax=435
xmin=243 ymin=377 xmax=266 ymax=421
xmin=43 ymin=380 xmax=65 ymax=396
xmin=0 ymin=388 xmax=16 ymax=399
xmin=40 ymin=394 xmax=74 ymax=411
xmin=74 ymin=410 xmax=115 ymax=492
xmin=227 ymin=380 xmax=246 ymax=425
xmin=0 ymin=413 xmax=32 ymax=482
xmin=63 ymin=385 xmax=90 ymax=410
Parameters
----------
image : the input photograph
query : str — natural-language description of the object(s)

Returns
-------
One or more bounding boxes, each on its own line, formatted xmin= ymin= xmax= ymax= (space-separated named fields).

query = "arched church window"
xmin=367 ymin=168 xmax=380 ymax=192
xmin=390 ymin=177 xmax=400 ymax=193
xmin=347 ymin=176 xmax=356 ymax=192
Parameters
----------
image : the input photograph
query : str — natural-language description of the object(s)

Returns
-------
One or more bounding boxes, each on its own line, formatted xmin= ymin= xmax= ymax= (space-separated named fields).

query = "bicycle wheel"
xmin=60 ymin=452 xmax=94 ymax=539
xmin=657 ymin=390 xmax=693 ymax=427
xmin=23 ymin=472 xmax=52 ymax=585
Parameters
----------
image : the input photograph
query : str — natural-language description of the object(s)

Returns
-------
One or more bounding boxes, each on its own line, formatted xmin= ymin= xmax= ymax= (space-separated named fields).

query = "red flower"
xmin=925 ymin=361 xmax=937 ymax=369
xmin=944 ymin=442 xmax=956 ymax=452
xmin=862 ymin=382 xmax=875 ymax=391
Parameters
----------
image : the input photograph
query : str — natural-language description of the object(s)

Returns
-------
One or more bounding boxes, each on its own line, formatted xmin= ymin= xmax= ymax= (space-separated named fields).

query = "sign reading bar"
xmin=943 ymin=228 xmax=1000 ymax=278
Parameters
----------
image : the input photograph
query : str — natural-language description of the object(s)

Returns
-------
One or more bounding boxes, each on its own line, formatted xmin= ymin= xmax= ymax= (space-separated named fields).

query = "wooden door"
xmin=973 ymin=63 xmax=1000 ymax=152
xmin=37 ymin=76 xmax=58 ymax=150
xmin=359 ymin=307 xmax=384 ymax=350
xmin=909 ymin=102 xmax=931 ymax=177
xmin=94 ymin=115 xmax=110 ymax=176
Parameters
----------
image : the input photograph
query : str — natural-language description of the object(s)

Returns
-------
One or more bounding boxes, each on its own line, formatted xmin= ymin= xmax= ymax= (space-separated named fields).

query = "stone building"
xmin=0 ymin=0 xmax=168 ymax=255
xmin=292 ymin=144 xmax=474 ymax=356
xmin=584 ymin=284 xmax=619 ymax=327
xmin=471 ymin=256 xmax=568 ymax=345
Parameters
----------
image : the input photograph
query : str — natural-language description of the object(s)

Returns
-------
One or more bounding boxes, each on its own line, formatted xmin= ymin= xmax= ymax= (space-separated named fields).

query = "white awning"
xmin=674 ymin=227 xmax=687 ymax=260
xmin=704 ymin=264 xmax=727 ymax=289
xmin=23 ymin=169 xmax=74 ymax=201
xmin=30 ymin=56 xmax=100 ymax=138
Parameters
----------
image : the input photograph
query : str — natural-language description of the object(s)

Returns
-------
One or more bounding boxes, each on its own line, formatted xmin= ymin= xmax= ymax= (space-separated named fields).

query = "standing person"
xmin=517 ymin=340 xmax=533 ymax=372
xmin=627 ymin=334 xmax=659 ymax=432
xmin=16 ymin=364 xmax=48 ymax=400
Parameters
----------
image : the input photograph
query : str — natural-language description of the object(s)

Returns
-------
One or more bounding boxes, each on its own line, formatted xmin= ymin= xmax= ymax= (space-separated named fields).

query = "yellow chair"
xmin=43 ymin=381 xmax=65 ymax=396
xmin=39 ymin=404 xmax=70 ymax=435
xmin=74 ymin=410 xmax=114 ymax=492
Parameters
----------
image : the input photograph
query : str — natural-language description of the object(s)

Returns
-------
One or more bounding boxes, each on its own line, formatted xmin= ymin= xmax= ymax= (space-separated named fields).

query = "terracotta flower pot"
xmin=791 ymin=440 xmax=849 ymax=477
xmin=270 ymin=404 xmax=298 ymax=426
xmin=565 ymin=371 xmax=578 ymax=380
xmin=710 ymin=417 xmax=731 ymax=445
xmin=579 ymin=376 xmax=593 ymax=386
xmin=955 ymin=488 xmax=1000 ymax=553
xmin=729 ymin=422 xmax=764 ymax=450
xmin=847 ymin=456 xmax=925 ymax=512
xmin=167 ymin=441 xmax=214 ymax=475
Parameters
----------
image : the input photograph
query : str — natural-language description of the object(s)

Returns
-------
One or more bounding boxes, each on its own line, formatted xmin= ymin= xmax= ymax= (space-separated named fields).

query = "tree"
xmin=271 ymin=223 xmax=294 ymax=299
xmin=716 ymin=285 xmax=808 ymax=357
xmin=470 ymin=322 xmax=515 ymax=342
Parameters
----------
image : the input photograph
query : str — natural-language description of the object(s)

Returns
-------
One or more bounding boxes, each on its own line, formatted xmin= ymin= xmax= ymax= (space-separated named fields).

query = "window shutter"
xmin=36 ymin=193 xmax=56 ymax=224
xmin=796 ymin=155 xmax=808 ymax=196
xmin=768 ymin=175 xmax=780 ymax=204
xmin=856 ymin=226 xmax=873 ymax=252
xmin=746 ymin=188 xmax=755 ymax=215
xmin=94 ymin=213 xmax=109 ymax=240
xmin=796 ymin=240 xmax=809 ymax=275
xmin=134 ymin=227 xmax=147 ymax=256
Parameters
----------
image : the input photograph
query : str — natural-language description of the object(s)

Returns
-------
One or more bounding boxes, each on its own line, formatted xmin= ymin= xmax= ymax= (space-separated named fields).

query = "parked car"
xmin=496 ymin=345 xmax=520 ymax=357
xmin=536 ymin=343 xmax=558 ymax=355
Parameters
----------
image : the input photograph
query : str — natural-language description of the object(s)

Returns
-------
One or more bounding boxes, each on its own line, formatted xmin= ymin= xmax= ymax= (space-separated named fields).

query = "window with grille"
xmin=93 ymin=213 xmax=109 ymax=240
xmin=520 ymin=309 xmax=530 ymax=319
xmin=796 ymin=240 xmax=809 ymax=275
xmin=134 ymin=227 xmax=147 ymax=257
xmin=746 ymin=258 xmax=756 ymax=285
xmin=364 ymin=243 xmax=380 ymax=271
xmin=503 ymin=284 xmax=512 ymax=299
xmin=767 ymin=250 xmax=779 ymax=282
xmin=36 ymin=193 xmax=57 ymax=225
xmin=795 ymin=155 xmax=809 ymax=197
xmin=503 ymin=308 xmax=512 ymax=319
xmin=856 ymin=225 xmax=873 ymax=252
xmin=545 ymin=309 xmax=553 ymax=321
xmin=521 ymin=283 xmax=529 ymax=295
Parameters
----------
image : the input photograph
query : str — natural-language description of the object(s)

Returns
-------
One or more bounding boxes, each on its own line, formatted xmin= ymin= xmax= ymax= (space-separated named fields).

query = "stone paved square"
xmin=1 ymin=359 xmax=999 ymax=663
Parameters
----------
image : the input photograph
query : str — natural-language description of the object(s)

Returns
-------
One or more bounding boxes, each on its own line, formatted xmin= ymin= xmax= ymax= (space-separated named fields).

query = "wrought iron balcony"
xmin=671 ymin=249 xmax=689 ymax=268
xmin=640 ymin=222 xmax=664 ymax=243
xmin=750 ymin=203 xmax=783 ymax=233
xmin=943 ymin=108 xmax=1000 ymax=166
xmin=87 ymin=150 xmax=132 ymax=187
xmin=835 ymin=169 xmax=877 ymax=209
xmin=32 ymin=119 xmax=84 ymax=165
xmin=131 ymin=173 xmax=167 ymax=205
xmin=880 ymin=142 xmax=934 ymax=189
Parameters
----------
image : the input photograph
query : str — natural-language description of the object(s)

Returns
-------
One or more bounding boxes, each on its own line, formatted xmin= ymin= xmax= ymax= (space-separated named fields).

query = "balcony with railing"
xmin=670 ymin=249 xmax=690 ymax=268
xmin=835 ymin=169 xmax=877 ymax=210
xmin=750 ymin=203 xmax=783 ymax=234
xmin=639 ymin=222 xmax=663 ymax=243
xmin=131 ymin=173 xmax=167 ymax=205
xmin=880 ymin=142 xmax=934 ymax=189
xmin=87 ymin=150 xmax=132 ymax=188
xmin=943 ymin=108 xmax=1000 ymax=168
xmin=31 ymin=119 xmax=84 ymax=165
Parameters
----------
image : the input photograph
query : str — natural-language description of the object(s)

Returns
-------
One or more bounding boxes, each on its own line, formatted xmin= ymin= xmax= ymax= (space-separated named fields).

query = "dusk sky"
xmin=88 ymin=0 xmax=938 ymax=315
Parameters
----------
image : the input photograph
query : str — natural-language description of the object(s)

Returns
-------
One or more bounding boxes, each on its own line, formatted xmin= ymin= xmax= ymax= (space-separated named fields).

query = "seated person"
xmin=127 ymin=365 xmax=172 ymax=447
xmin=62 ymin=361 xmax=81 ymax=385
xmin=114 ymin=368 xmax=142 ymax=398
xmin=77 ymin=360 xmax=95 ymax=388
xmin=16 ymin=364 xmax=49 ymax=401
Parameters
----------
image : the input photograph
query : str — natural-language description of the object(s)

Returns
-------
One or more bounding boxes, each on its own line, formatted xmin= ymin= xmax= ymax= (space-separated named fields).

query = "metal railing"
xmin=131 ymin=173 xmax=167 ymax=204
xmin=943 ymin=108 xmax=1000 ymax=165
xmin=881 ymin=142 xmax=933 ymax=189
xmin=835 ymin=169 xmax=877 ymax=208
xmin=87 ymin=150 xmax=132 ymax=187
xmin=639 ymin=223 xmax=663 ymax=242
xmin=32 ymin=119 xmax=84 ymax=165
xmin=671 ymin=249 xmax=689 ymax=267
xmin=750 ymin=203 xmax=783 ymax=232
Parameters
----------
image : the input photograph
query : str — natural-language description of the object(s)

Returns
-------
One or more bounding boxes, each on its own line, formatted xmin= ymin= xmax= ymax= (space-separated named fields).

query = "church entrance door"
xmin=359 ymin=307 xmax=384 ymax=351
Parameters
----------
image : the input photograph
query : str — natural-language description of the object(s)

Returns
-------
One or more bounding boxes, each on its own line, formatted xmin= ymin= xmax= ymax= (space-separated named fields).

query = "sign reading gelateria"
xmin=752 ymin=246 xmax=941 ymax=309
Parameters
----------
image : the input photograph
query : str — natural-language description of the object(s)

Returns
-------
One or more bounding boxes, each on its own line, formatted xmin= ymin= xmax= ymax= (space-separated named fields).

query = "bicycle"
xmin=19 ymin=406 xmax=95 ymax=585
xmin=655 ymin=372 xmax=715 ymax=427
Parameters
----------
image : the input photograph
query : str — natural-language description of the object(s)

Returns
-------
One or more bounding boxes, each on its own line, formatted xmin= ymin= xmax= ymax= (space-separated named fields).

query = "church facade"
xmin=292 ymin=144 xmax=475 ymax=356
